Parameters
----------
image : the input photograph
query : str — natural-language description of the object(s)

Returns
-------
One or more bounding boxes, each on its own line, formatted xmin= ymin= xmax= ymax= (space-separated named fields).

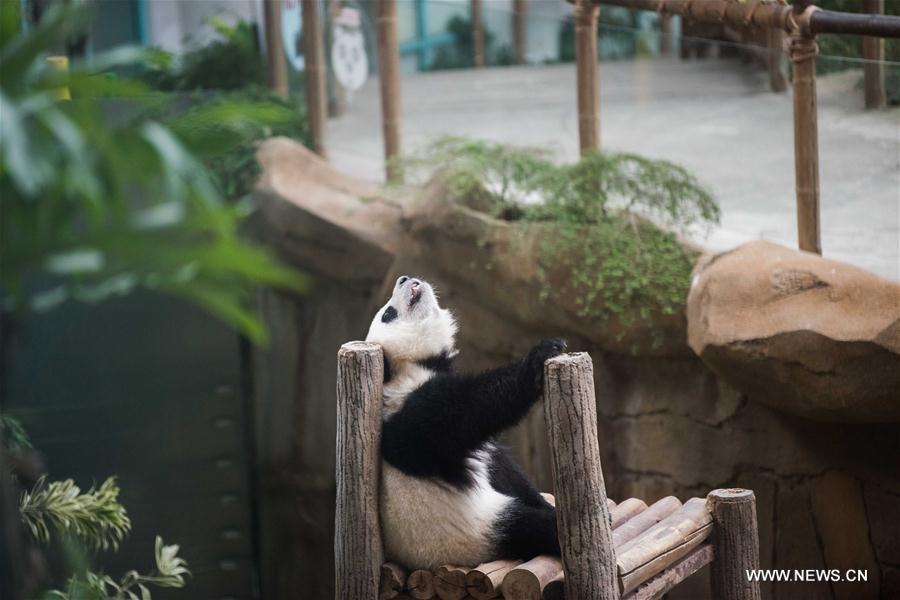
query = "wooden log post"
xmin=543 ymin=353 xmax=617 ymax=600
xmin=335 ymin=342 xmax=384 ymax=599
xmin=574 ymin=0 xmax=600 ymax=153
xmin=376 ymin=0 xmax=403 ymax=183
xmin=707 ymin=489 xmax=761 ymax=600
xmin=263 ymin=0 xmax=289 ymax=98
xmin=788 ymin=4 xmax=822 ymax=254
xmin=863 ymin=0 xmax=886 ymax=110
xmin=514 ymin=0 xmax=526 ymax=65
xmin=302 ymin=0 xmax=328 ymax=156
xmin=472 ymin=0 xmax=485 ymax=68
xmin=767 ymin=26 xmax=787 ymax=93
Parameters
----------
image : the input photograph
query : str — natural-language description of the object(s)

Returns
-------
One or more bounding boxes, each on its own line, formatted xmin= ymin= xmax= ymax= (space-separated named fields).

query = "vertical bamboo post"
xmin=376 ymin=0 xmax=403 ymax=183
xmin=263 ymin=0 xmax=289 ymax=98
xmin=767 ymin=26 xmax=787 ymax=93
xmin=513 ymin=0 xmax=526 ymax=65
xmin=789 ymin=4 xmax=821 ymax=254
xmin=574 ymin=0 xmax=600 ymax=153
xmin=302 ymin=0 xmax=328 ymax=156
xmin=543 ymin=353 xmax=617 ymax=600
xmin=335 ymin=342 xmax=384 ymax=599
xmin=659 ymin=13 xmax=672 ymax=56
xmin=863 ymin=0 xmax=886 ymax=110
xmin=707 ymin=489 xmax=762 ymax=600
xmin=472 ymin=0 xmax=485 ymax=68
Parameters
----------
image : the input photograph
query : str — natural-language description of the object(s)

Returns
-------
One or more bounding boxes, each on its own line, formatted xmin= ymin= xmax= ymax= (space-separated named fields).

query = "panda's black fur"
xmin=366 ymin=275 xmax=565 ymax=569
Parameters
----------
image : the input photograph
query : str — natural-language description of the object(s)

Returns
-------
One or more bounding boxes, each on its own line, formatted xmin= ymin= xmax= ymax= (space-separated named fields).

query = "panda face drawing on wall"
xmin=365 ymin=275 xmax=568 ymax=570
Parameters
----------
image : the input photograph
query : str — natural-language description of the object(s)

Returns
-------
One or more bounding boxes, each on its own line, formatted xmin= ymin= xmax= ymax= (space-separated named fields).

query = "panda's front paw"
xmin=525 ymin=338 xmax=567 ymax=389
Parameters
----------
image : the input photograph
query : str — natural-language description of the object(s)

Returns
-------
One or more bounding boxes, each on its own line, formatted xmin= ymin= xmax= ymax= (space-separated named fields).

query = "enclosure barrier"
xmin=585 ymin=0 xmax=900 ymax=255
xmin=335 ymin=342 xmax=761 ymax=599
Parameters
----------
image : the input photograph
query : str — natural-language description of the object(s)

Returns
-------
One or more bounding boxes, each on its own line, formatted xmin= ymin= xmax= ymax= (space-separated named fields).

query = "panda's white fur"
xmin=367 ymin=278 xmax=511 ymax=568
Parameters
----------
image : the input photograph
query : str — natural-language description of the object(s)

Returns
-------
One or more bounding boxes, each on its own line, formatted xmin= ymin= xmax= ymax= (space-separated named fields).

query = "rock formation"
xmin=687 ymin=241 xmax=900 ymax=422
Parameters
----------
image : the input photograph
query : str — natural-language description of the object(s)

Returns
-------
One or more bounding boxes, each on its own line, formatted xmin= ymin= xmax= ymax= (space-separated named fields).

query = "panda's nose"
xmin=397 ymin=276 xmax=409 ymax=286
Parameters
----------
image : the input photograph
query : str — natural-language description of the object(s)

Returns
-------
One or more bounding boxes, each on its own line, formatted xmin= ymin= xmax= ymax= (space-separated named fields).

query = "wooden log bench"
xmin=336 ymin=343 xmax=761 ymax=600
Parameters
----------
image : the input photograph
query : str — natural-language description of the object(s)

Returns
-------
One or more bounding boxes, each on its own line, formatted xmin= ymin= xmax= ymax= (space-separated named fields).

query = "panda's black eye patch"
xmin=381 ymin=306 xmax=398 ymax=323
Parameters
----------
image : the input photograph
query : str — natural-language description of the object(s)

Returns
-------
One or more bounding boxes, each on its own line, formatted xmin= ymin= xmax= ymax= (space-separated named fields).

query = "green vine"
xmin=402 ymin=137 xmax=719 ymax=333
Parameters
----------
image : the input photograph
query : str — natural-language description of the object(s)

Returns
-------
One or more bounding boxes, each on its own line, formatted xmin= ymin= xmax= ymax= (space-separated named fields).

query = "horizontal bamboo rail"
xmin=591 ymin=0 xmax=900 ymax=38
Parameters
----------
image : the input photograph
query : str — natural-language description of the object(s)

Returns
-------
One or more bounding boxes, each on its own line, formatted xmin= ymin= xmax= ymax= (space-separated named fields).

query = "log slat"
xmin=435 ymin=565 xmax=470 ymax=600
xmin=380 ymin=562 xmax=407 ymax=599
xmin=622 ymin=544 xmax=714 ymax=600
xmin=612 ymin=496 xmax=682 ymax=548
xmin=616 ymin=498 xmax=713 ymax=594
xmin=466 ymin=560 xmax=521 ymax=599
xmin=408 ymin=569 xmax=437 ymax=599
xmin=500 ymin=555 xmax=563 ymax=600
xmin=610 ymin=497 xmax=648 ymax=529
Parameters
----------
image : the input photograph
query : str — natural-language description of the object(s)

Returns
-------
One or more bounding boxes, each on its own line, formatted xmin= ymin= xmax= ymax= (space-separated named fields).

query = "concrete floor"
xmin=328 ymin=58 xmax=900 ymax=280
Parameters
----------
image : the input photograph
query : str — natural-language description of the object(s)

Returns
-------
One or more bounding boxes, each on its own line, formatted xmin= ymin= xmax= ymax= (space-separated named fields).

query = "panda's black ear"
xmin=381 ymin=306 xmax=398 ymax=324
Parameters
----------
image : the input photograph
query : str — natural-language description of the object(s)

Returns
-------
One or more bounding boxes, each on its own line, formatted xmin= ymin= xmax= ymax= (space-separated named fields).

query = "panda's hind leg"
xmin=492 ymin=501 xmax=560 ymax=560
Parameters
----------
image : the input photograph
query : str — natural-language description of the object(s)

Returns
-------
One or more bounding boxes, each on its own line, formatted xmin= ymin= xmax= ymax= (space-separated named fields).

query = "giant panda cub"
xmin=365 ymin=275 xmax=566 ymax=569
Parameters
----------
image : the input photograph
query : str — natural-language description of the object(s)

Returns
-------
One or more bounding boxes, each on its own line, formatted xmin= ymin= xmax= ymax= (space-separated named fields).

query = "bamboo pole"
xmin=302 ymin=0 xmax=327 ymax=156
xmin=574 ymin=0 xmax=600 ymax=153
xmin=263 ymin=0 xmax=289 ymax=98
xmin=659 ymin=13 xmax=672 ymax=55
xmin=767 ymin=26 xmax=787 ymax=93
xmin=501 ymin=556 xmax=563 ymax=600
xmin=434 ymin=565 xmax=469 ymax=600
xmin=335 ymin=342 xmax=384 ymax=598
xmin=707 ymin=489 xmax=761 ymax=600
xmin=610 ymin=497 xmax=647 ymax=529
xmin=514 ymin=0 xmax=526 ymax=64
xmin=467 ymin=560 xmax=522 ymax=599
xmin=376 ymin=0 xmax=403 ymax=183
xmin=472 ymin=0 xmax=485 ymax=68
xmin=789 ymin=5 xmax=822 ymax=254
xmin=543 ymin=353 xmax=617 ymax=600
xmin=863 ymin=0 xmax=886 ymax=110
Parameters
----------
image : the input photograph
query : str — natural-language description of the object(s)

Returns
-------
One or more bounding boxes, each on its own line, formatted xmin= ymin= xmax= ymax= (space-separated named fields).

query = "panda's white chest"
xmin=380 ymin=447 xmax=513 ymax=569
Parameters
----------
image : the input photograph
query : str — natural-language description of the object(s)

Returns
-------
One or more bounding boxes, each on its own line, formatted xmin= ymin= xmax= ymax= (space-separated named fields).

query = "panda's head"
xmin=366 ymin=276 xmax=457 ymax=367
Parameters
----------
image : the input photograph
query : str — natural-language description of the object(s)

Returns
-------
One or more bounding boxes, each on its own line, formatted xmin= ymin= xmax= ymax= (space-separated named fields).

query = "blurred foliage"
xmin=45 ymin=536 xmax=189 ymax=600
xmin=0 ymin=412 xmax=32 ymax=451
xmin=559 ymin=7 xmax=637 ymax=63
xmin=20 ymin=476 xmax=131 ymax=552
xmin=815 ymin=0 xmax=899 ymax=104
xmin=0 ymin=2 xmax=310 ymax=344
xmin=431 ymin=15 xmax=513 ymax=70
xmin=402 ymin=137 xmax=718 ymax=334
xmin=140 ymin=17 xmax=263 ymax=92
xmin=139 ymin=19 xmax=311 ymax=200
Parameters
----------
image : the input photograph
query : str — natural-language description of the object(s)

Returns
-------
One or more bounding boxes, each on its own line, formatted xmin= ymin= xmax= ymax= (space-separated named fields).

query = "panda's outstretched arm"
xmin=381 ymin=339 xmax=565 ymax=486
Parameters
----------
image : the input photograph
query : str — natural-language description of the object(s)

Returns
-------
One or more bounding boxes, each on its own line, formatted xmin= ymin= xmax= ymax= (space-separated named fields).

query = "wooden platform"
xmin=379 ymin=494 xmax=715 ymax=600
